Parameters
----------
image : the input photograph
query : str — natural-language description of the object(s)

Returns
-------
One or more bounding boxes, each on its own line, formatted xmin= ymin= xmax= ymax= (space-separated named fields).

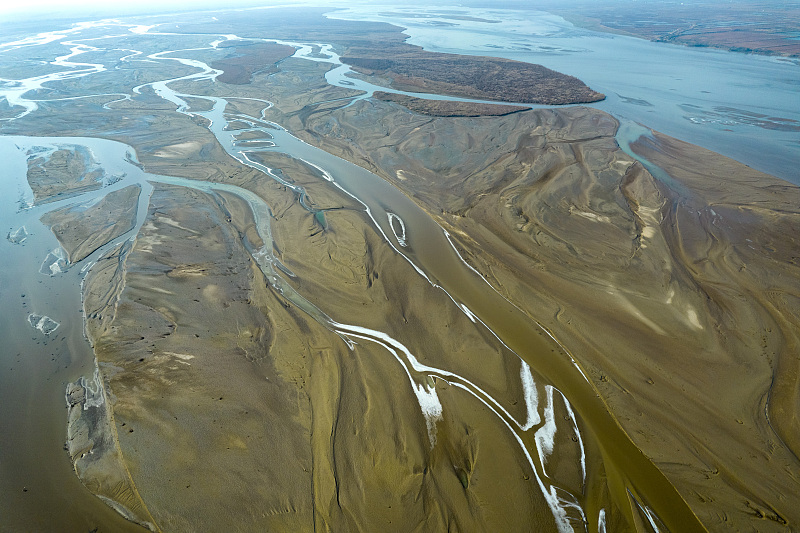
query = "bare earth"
xmin=285 ymin=94 xmax=800 ymax=530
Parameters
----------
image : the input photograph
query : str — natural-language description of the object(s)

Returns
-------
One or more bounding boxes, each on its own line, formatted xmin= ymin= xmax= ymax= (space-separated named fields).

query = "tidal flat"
xmin=0 ymin=6 xmax=798 ymax=533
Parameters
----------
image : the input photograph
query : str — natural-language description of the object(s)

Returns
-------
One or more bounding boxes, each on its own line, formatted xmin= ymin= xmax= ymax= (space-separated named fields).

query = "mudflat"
xmin=41 ymin=185 xmax=140 ymax=263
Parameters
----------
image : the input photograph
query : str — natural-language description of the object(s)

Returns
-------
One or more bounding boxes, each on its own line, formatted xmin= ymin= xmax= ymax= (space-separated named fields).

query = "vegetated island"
xmin=174 ymin=7 xmax=605 ymax=106
xmin=342 ymin=50 xmax=605 ymax=105
xmin=372 ymin=91 xmax=529 ymax=117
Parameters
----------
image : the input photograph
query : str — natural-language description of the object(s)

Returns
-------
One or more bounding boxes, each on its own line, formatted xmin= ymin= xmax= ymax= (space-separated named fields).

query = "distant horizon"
xmin=0 ymin=0 xmax=609 ymax=23
xmin=0 ymin=1 xmax=523 ymax=25
xmin=2 ymin=0 xmax=791 ymax=23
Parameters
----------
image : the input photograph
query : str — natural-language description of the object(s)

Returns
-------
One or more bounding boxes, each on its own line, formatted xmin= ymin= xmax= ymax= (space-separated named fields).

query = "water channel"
xmin=329 ymin=6 xmax=800 ymax=185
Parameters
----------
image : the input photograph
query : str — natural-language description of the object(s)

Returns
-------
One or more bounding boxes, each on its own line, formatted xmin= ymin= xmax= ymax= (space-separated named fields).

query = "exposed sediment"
xmin=26 ymin=146 xmax=105 ymax=203
xmin=77 ymin=174 xmax=563 ymax=531
xmin=373 ymin=91 xmax=529 ymax=117
xmin=65 ymin=361 xmax=157 ymax=532
xmin=41 ymin=184 xmax=140 ymax=264
xmin=284 ymin=97 xmax=800 ymax=531
xmin=16 ymin=16 xmax=794 ymax=531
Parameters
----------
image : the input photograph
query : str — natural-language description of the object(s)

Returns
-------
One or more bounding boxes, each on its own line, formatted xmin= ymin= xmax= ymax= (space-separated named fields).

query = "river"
xmin=0 ymin=6 xmax=792 ymax=532
xmin=328 ymin=6 xmax=800 ymax=185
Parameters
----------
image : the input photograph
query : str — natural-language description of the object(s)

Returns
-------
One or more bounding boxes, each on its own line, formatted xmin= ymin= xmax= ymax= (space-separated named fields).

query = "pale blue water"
xmin=329 ymin=6 xmax=800 ymax=184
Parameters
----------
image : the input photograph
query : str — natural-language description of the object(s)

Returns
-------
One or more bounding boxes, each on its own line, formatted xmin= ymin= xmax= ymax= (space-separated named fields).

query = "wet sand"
xmin=67 ymin=57 xmax=702 ymax=531
xmin=78 ymin=178 xmax=559 ymax=531
xmin=36 ymin=52 xmax=601 ymax=530
xmin=41 ymin=184 xmax=140 ymax=263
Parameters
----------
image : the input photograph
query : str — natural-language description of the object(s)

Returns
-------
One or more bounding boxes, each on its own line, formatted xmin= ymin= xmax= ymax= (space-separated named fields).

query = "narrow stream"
xmin=0 ymin=18 xmax=704 ymax=532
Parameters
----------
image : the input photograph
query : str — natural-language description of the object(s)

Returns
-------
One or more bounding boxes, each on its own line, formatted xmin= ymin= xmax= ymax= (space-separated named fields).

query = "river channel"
xmin=0 ymin=8 xmax=771 ymax=531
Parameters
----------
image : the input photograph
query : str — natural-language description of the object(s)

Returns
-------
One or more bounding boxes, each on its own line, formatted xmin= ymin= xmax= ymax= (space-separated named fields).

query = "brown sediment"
xmin=284 ymin=96 xmax=800 ymax=530
xmin=68 ymin=83 xmax=701 ymax=531
xmin=65 ymin=359 xmax=159 ymax=533
xmin=631 ymin=130 xmax=800 ymax=463
xmin=211 ymin=42 xmax=296 ymax=85
xmin=69 ymin=241 xmax=159 ymax=532
xmin=40 ymin=184 xmax=140 ymax=264
xmin=81 ymin=184 xmax=316 ymax=531
xmin=26 ymin=147 xmax=103 ymax=203
xmin=23 ymin=17 xmax=793 ymax=530
xmin=343 ymin=52 xmax=604 ymax=105
xmin=76 ymin=175 xmax=560 ymax=531
xmin=373 ymin=91 xmax=529 ymax=117
xmin=171 ymin=8 xmax=604 ymax=105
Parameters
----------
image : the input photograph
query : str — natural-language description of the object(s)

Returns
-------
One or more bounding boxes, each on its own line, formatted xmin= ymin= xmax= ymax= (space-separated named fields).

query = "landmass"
xmin=373 ymin=91 xmax=529 ymax=117
xmin=211 ymin=41 xmax=296 ymax=85
xmin=342 ymin=51 xmax=604 ymax=105
xmin=26 ymin=147 xmax=106 ymax=203
xmin=40 ymin=185 xmax=140 ymax=263
xmin=543 ymin=0 xmax=800 ymax=58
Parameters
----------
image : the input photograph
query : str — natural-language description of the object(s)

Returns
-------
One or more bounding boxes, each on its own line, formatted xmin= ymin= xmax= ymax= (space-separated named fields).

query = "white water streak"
xmin=342 ymin=331 xmax=442 ymax=447
xmin=535 ymin=385 xmax=557 ymax=472
xmin=520 ymin=361 xmax=540 ymax=430
xmin=460 ymin=303 xmax=477 ymax=323
xmin=387 ymin=212 xmax=407 ymax=247
xmin=559 ymin=388 xmax=587 ymax=486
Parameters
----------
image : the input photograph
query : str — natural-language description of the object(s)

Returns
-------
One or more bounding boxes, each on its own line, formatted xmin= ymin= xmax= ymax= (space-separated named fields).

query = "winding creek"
xmin=0 ymin=12 xmax=744 ymax=532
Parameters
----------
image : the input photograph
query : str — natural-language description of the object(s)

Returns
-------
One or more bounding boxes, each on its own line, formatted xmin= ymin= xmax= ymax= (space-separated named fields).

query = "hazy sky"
xmin=2 ymin=0 xmax=773 ymax=23
xmin=0 ymin=0 xmax=530 ymax=19
xmin=0 ymin=0 xmax=331 ymax=19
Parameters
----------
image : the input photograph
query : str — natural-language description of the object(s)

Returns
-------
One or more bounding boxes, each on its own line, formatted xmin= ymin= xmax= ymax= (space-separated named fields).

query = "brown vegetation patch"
xmin=212 ymin=42 xmax=296 ymax=84
xmin=174 ymin=8 xmax=603 ymax=103
xmin=373 ymin=91 xmax=529 ymax=117
xmin=546 ymin=0 xmax=800 ymax=57
xmin=343 ymin=49 xmax=604 ymax=105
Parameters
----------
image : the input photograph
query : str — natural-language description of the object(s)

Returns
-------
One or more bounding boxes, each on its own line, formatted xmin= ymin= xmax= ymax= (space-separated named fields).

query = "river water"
xmin=0 ymin=6 xmax=792 ymax=532
xmin=328 ymin=6 xmax=800 ymax=185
